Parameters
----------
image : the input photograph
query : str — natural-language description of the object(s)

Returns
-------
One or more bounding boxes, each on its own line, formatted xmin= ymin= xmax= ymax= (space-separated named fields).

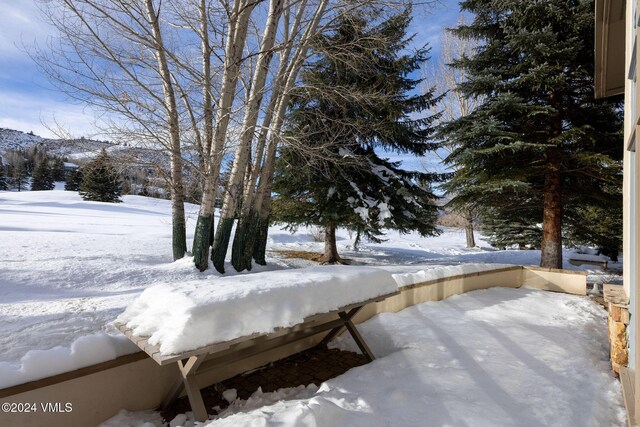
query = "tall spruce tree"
xmin=64 ymin=168 xmax=83 ymax=191
xmin=30 ymin=155 xmax=55 ymax=191
xmin=79 ymin=149 xmax=122 ymax=202
xmin=440 ymin=0 xmax=623 ymax=268
xmin=52 ymin=157 xmax=66 ymax=181
xmin=272 ymin=9 xmax=440 ymax=264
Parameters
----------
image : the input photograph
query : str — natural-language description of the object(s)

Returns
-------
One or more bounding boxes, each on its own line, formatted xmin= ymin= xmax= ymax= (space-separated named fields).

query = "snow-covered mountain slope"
xmin=0 ymin=127 xmax=117 ymax=161
xmin=0 ymin=128 xmax=44 ymax=152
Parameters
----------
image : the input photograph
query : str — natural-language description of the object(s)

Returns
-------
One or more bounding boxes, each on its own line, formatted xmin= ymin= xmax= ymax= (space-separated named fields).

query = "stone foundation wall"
xmin=604 ymin=284 xmax=630 ymax=374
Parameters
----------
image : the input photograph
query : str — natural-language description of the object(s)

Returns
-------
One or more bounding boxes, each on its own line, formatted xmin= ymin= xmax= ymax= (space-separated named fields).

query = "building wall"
xmin=624 ymin=0 xmax=637 ymax=372
xmin=622 ymin=1 xmax=640 ymax=423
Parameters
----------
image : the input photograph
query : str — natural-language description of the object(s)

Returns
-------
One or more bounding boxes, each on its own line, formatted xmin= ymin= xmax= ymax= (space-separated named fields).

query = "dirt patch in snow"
xmin=269 ymin=249 xmax=324 ymax=262
xmin=161 ymin=346 xmax=368 ymax=422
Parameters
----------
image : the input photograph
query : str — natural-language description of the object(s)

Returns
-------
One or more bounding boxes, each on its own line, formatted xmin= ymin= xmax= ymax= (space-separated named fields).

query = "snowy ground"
xmin=104 ymin=287 xmax=626 ymax=427
xmin=0 ymin=189 xmax=621 ymax=387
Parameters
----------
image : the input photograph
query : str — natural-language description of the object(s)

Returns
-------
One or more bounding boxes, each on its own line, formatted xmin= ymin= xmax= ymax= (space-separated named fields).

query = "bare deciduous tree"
xmin=33 ymin=0 xmax=200 ymax=260
xmin=426 ymin=15 xmax=483 ymax=248
xmin=209 ymin=0 xmax=285 ymax=273
xmin=4 ymin=150 xmax=28 ymax=191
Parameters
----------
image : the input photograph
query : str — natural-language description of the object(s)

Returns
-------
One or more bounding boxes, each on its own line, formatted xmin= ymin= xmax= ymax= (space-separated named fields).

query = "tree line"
xmin=0 ymin=146 xmax=168 ymax=204
xmin=0 ymin=147 xmax=66 ymax=191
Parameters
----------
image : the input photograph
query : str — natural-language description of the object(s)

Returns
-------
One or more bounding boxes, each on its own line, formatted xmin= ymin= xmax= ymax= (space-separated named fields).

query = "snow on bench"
xmin=116 ymin=265 xmax=398 ymax=357
xmin=115 ymin=265 xmax=400 ymax=421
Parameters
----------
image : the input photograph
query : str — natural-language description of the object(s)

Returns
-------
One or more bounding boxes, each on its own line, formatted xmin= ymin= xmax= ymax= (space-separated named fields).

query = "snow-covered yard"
xmin=0 ymin=189 xmax=625 ymax=426
xmin=105 ymin=287 xmax=625 ymax=427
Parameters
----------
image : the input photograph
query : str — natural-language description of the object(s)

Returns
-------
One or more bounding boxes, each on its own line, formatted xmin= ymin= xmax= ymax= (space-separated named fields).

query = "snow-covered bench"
xmin=114 ymin=266 xmax=399 ymax=422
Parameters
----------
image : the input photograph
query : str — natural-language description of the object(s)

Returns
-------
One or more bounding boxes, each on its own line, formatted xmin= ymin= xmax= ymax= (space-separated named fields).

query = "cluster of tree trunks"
xmin=38 ymin=0 xmax=337 ymax=272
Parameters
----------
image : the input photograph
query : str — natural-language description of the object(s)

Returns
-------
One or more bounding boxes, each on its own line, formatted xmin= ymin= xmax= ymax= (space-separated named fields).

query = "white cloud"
xmin=409 ymin=0 xmax=463 ymax=60
xmin=0 ymin=1 xmax=52 ymax=57
xmin=0 ymin=90 xmax=99 ymax=138
xmin=0 ymin=2 xmax=100 ymax=138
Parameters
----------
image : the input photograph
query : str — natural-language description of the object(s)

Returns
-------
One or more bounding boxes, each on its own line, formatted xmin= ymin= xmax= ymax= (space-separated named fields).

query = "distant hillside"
xmin=0 ymin=128 xmax=45 ymax=153
xmin=0 ymin=128 xmax=195 ymax=199
xmin=0 ymin=128 xmax=116 ymax=161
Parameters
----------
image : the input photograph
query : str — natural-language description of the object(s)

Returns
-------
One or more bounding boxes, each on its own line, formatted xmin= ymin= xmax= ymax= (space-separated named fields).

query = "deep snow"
xmin=117 ymin=265 xmax=399 ymax=355
xmin=102 ymin=287 xmax=626 ymax=427
xmin=0 ymin=190 xmax=621 ymax=389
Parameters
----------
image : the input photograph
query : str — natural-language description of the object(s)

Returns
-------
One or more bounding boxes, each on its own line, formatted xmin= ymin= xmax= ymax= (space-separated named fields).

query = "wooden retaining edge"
xmin=395 ymin=264 xmax=588 ymax=293
xmin=397 ymin=265 xmax=524 ymax=291
xmin=619 ymin=366 xmax=637 ymax=427
xmin=0 ymin=352 xmax=147 ymax=399
xmin=523 ymin=265 xmax=588 ymax=276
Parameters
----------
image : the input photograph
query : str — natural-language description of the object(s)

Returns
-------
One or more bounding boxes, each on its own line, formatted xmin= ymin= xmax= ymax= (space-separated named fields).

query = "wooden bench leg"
xmin=318 ymin=306 xmax=375 ymax=362
xmin=183 ymin=375 xmax=208 ymax=422
xmin=319 ymin=306 xmax=363 ymax=347
xmin=177 ymin=355 xmax=208 ymax=422
xmin=339 ymin=311 xmax=375 ymax=362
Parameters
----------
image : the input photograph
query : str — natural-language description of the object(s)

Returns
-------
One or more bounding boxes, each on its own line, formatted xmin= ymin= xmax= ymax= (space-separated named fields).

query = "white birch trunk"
xmin=240 ymin=0 xmax=308 ymax=210
xmin=233 ymin=0 xmax=329 ymax=267
xmin=144 ymin=0 xmax=187 ymax=261
xmin=253 ymin=0 xmax=329 ymax=217
xmin=192 ymin=0 xmax=257 ymax=271
xmin=213 ymin=0 xmax=285 ymax=272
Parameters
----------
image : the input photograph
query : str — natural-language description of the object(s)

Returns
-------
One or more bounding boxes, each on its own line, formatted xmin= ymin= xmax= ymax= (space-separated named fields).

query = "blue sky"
xmin=0 ymin=1 xmax=95 ymax=137
xmin=0 ymin=0 xmax=461 ymax=140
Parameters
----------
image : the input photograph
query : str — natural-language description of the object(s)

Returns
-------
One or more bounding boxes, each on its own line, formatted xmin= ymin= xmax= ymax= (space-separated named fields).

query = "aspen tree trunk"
xmin=246 ymin=7 xmax=327 ymax=265
xmin=251 ymin=180 xmax=273 ymax=266
xmin=212 ymin=0 xmax=284 ymax=273
xmin=234 ymin=101 xmax=278 ymax=268
xmin=237 ymin=0 xmax=299 ymax=210
xmin=231 ymin=0 xmax=314 ymax=270
xmin=145 ymin=0 xmax=186 ymax=260
xmin=247 ymin=0 xmax=328 ymax=265
xmin=234 ymin=98 xmax=282 ymax=269
xmin=240 ymin=0 xmax=308 ymax=206
xmin=192 ymin=0 xmax=256 ymax=271
xmin=191 ymin=0 xmax=216 ymax=267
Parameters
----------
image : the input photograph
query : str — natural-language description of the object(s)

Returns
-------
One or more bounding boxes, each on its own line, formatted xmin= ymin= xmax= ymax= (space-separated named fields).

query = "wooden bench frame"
xmin=115 ymin=290 xmax=398 ymax=422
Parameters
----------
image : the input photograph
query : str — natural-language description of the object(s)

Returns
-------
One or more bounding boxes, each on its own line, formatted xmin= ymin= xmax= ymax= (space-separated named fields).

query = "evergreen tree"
xmin=564 ymin=187 xmax=623 ymax=261
xmin=64 ymin=168 xmax=83 ymax=191
xmin=440 ymin=0 xmax=623 ymax=268
xmin=479 ymin=204 xmax=543 ymax=249
xmin=30 ymin=155 xmax=55 ymax=191
xmin=0 ymin=158 xmax=8 ymax=191
xmin=79 ymin=149 xmax=122 ymax=202
xmin=52 ymin=157 xmax=66 ymax=181
xmin=272 ymin=9 xmax=440 ymax=264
